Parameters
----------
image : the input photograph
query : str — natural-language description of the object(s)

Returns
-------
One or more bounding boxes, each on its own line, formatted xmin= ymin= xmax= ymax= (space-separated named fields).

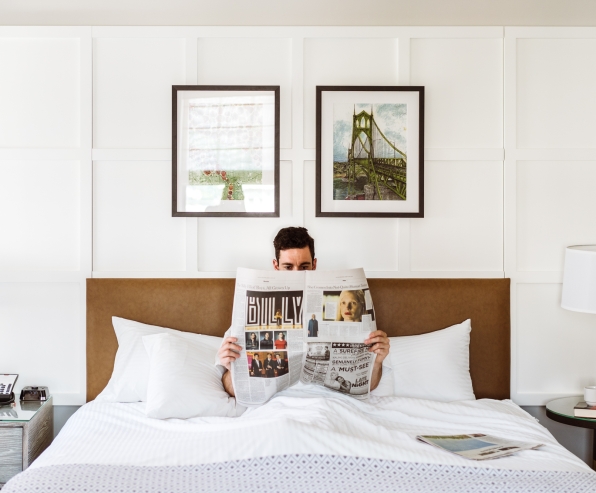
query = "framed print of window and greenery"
xmin=172 ymin=85 xmax=280 ymax=217
xmin=316 ymin=86 xmax=424 ymax=218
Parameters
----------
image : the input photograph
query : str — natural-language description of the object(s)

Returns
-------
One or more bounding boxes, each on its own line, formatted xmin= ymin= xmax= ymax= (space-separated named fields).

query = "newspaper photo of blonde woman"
xmin=335 ymin=289 xmax=365 ymax=322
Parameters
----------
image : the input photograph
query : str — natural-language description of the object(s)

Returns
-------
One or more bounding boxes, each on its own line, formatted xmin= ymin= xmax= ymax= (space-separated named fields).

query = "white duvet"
xmin=34 ymin=384 xmax=590 ymax=474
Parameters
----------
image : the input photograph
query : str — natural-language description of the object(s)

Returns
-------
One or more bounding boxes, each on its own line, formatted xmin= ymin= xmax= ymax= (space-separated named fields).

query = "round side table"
xmin=546 ymin=396 xmax=596 ymax=470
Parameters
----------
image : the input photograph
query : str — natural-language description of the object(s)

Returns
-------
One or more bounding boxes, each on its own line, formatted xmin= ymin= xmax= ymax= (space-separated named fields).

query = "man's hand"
xmin=218 ymin=337 xmax=242 ymax=398
xmin=365 ymin=330 xmax=390 ymax=365
xmin=365 ymin=330 xmax=390 ymax=391
xmin=218 ymin=336 xmax=242 ymax=370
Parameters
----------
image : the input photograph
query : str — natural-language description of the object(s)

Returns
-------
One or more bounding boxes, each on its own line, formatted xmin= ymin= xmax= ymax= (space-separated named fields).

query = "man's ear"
xmin=272 ymin=259 xmax=280 ymax=270
xmin=312 ymin=258 xmax=317 ymax=270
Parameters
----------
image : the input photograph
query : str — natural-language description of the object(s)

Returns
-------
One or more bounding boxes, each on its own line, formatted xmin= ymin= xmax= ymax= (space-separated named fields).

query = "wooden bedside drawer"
xmin=0 ymin=397 xmax=53 ymax=489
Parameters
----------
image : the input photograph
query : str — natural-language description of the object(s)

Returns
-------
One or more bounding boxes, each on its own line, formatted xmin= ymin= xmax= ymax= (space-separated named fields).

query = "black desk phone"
xmin=0 ymin=374 xmax=18 ymax=405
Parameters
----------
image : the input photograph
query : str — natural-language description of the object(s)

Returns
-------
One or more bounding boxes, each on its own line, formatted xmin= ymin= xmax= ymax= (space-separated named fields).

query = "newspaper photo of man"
xmin=264 ymin=353 xmax=275 ymax=378
xmin=260 ymin=331 xmax=273 ymax=349
xmin=307 ymin=313 xmax=319 ymax=337
xmin=248 ymin=352 xmax=264 ymax=377
xmin=306 ymin=343 xmax=330 ymax=361
xmin=273 ymin=352 xmax=288 ymax=376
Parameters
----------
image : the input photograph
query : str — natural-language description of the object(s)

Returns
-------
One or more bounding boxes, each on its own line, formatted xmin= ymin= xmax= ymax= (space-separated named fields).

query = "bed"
xmin=4 ymin=278 xmax=596 ymax=492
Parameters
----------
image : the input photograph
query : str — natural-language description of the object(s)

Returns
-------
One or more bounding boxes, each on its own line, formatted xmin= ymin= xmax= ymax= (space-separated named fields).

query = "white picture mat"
xmin=320 ymin=90 xmax=420 ymax=213
xmin=176 ymin=90 xmax=277 ymax=213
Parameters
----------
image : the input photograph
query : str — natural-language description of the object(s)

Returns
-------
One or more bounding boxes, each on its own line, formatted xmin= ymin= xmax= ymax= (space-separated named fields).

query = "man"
xmin=260 ymin=331 xmax=273 ymax=349
xmin=273 ymin=353 xmax=287 ymax=376
xmin=217 ymin=226 xmax=390 ymax=397
xmin=264 ymin=353 xmax=275 ymax=378
xmin=307 ymin=314 xmax=318 ymax=337
xmin=250 ymin=353 xmax=263 ymax=377
xmin=324 ymin=345 xmax=330 ymax=360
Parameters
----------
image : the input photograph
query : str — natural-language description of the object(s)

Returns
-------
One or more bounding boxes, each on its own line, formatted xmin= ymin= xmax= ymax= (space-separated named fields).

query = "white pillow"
xmin=143 ymin=333 xmax=243 ymax=419
xmin=389 ymin=319 xmax=475 ymax=402
xmin=95 ymin=317 xmax=223 ymax=403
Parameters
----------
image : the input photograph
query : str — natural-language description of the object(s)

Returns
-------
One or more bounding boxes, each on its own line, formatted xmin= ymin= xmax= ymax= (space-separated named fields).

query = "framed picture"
xmin=172 ymin=85 xmax=280 ymax=217
xmin=316 ymin=86 xmax=424 ymax=217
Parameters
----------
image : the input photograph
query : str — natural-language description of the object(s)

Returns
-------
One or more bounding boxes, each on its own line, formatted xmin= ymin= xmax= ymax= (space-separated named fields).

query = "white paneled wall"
xmin=93 ymin=37 xmax=186 ymax=149
xmin=0 ymin=160 xmax=81 ymax=271
xmin=506 ymin=27 xmax=596 ymax=405
xmin=0 ymin=37 xmax=81 ymax=148
xmin=410 ymin=161 xmax=503 ymax=272
xmin=93 ymin=161 xmax=187 ymax=272
xmin=410 ymin=38 xmax=503 ymax=150
xmin=1 ymin=25 xmax=595 ymax=405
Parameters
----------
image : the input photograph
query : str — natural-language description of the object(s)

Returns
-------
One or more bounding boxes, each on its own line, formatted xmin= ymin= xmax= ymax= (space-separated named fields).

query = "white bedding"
xmin=34 ymin=383 xmax=590 ymax=473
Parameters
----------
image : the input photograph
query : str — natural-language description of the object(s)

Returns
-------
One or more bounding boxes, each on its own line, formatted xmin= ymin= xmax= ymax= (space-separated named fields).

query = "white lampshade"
xmin=561 ymin=245 xmax=596 ymax=314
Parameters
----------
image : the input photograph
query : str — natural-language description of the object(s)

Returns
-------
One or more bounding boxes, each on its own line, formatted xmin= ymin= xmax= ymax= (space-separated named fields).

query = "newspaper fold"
xmin=416 ymin=434 xmax=544 ymax=460
xmin=230 ymin=267 xmax=377 ymax=406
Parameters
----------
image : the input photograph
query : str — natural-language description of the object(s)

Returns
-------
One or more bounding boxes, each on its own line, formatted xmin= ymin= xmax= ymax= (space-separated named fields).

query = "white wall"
xmin=1 ymin=25 xmax=595 ymax=405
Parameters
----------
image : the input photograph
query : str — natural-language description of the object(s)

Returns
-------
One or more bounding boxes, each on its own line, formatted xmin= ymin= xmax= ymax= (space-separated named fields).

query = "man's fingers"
xmin=368 ymin=342 xmax=390 ymax=353
xmin=220 ymin=342 xmax=242 ymax=352
xmin=365 ymin=331 xmax=388 ymax=344
xmin=220 ymin=349 xmax=242 ymax=359
xmin=366 ymin=336 xmax=389 ymax=345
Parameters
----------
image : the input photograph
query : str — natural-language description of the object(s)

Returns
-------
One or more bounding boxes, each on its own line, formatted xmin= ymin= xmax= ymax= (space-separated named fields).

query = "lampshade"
xmin=561 ymin=245 xmax=596 ymax=314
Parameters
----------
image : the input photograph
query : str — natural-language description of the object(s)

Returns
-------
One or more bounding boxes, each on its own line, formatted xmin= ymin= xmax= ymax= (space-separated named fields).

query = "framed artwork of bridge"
xmin=316 ymin=86 xmax=424 ymax=217
xmin=172 ymin=85 xmax=280 ymax=217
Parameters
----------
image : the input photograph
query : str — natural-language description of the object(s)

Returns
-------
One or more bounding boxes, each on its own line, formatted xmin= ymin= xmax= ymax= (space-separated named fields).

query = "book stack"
xmin=573 ymin=401 xmax=596 ymax=418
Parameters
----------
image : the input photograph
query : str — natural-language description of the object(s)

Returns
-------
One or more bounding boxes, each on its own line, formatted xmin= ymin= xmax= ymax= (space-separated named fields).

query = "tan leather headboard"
xmin=87 ymin=278 xmax=510 ymax=402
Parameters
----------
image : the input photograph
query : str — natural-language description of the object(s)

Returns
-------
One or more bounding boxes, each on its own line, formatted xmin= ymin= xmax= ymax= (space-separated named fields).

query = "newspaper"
xmin=416 ymin=434 xmax=544 ymax=460
xmin=229 ymin=267 xmax=377 ymax=406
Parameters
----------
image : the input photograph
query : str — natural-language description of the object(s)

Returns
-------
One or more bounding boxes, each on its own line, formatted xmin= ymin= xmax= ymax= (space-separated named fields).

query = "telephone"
xmin=0 ymin=374 xmax=18 ymax=405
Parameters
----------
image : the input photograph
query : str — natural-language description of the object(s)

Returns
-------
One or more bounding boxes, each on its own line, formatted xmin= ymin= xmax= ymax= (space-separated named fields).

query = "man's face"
xmin=273 ymin=246 xmax=317 ymax=271
xmin=254 ymin=354 xmax=259 ymax=360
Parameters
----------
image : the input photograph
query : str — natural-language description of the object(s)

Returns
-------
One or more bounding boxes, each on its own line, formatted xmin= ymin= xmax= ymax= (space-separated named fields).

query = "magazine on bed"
xmin=229 ymin=267 xmax=377 ymax=406
xmin=416 ymin=434 xmax=544 ymax=460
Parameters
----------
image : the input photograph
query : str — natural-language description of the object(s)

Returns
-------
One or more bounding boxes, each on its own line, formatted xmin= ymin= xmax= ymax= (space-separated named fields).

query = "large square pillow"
xmin=389 ymin=319 xmax=475 ymax=402
xmin=143 ymin=332 xmax=243 ymax=419
xmin=95 ymin=317 xmax=223 ymax=403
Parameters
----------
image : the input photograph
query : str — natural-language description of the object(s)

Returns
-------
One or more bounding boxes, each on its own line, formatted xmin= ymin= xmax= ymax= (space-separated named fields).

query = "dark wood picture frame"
xmin=316 ymin=86 xmax=424 ymax=218
xmin=172 ymin=85 xmax=280 ymax=217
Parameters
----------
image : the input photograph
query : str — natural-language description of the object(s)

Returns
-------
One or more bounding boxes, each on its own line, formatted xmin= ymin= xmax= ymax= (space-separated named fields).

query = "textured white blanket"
xmin=32 ymin=384 xmax=591 ymax=473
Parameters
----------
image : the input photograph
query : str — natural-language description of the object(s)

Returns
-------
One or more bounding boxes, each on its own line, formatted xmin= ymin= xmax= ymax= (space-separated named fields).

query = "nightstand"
xmin=0 ymin=396 xmax=53 ymax=488
xmin=546 ymin=395 xmax=596 ymax=470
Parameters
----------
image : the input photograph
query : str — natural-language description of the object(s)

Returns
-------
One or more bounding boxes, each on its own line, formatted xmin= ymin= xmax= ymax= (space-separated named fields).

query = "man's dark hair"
xmin=273 ymin=227 xmax=315 ymax=262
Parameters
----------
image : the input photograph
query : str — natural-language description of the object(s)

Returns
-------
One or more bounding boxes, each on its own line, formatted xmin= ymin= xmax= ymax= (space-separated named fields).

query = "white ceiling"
xmin=0 ymin=0 xmax=595 ymax=26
